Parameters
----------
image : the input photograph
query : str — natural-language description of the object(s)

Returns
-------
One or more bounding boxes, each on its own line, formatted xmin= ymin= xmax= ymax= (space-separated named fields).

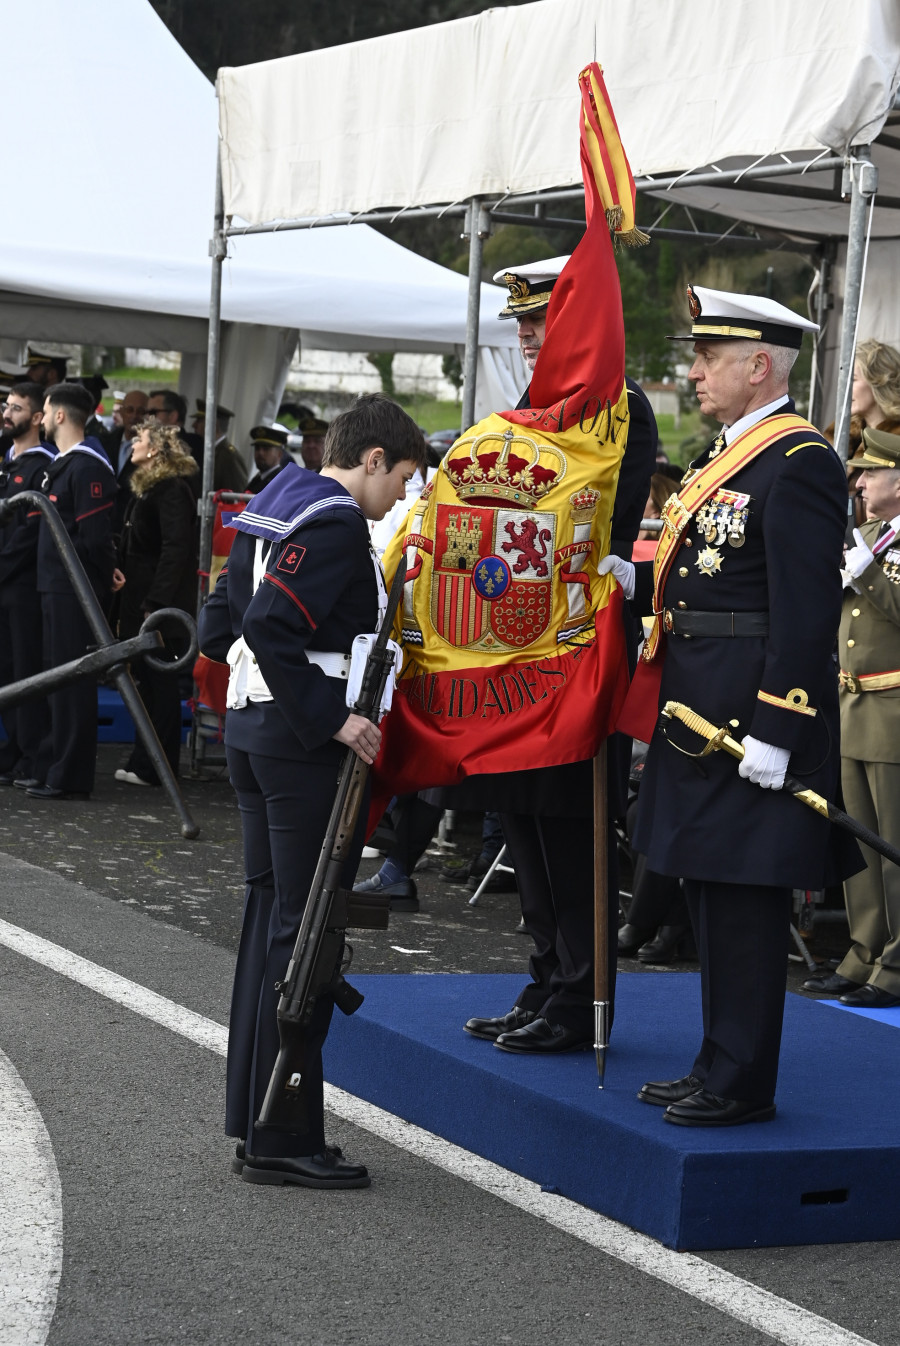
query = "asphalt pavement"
xmin=0 ymin=746 xmax=896 ymax=1346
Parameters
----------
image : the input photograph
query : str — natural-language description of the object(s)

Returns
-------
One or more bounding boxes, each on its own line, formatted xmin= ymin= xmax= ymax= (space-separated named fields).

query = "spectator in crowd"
xmin=73 ymin=374 xmax=111 ymax=449
xmin=146 ymin=389 xmax=204 ymax=460
xmin=297 ymin=414 xmax=329 ymax=472
xmin=638 ymin=472 xmax=675 ymax=540
xmin=190 ymin=398 xmax=246 ymax=492
xmin=0 ymin=382 xmax=56 ymax=785
xmin=29 ymin=382 xmax=116 ymax=800
xmin=112 ymin=421 xmax=198 ymax=786
xmin=102 ymin=389 xmax=148 ymax=472
xmin=244 ymin=424 xmax=292 ymax=494
xmin=848 ymin=340 xmax=900 ymax=451
xmin=26 ymin=348 xmax=68 ymax=389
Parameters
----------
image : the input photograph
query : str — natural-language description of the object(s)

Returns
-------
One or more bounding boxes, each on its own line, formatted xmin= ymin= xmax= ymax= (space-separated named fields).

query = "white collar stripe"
xmin=239 ymin=494 xmax=362 ymax=535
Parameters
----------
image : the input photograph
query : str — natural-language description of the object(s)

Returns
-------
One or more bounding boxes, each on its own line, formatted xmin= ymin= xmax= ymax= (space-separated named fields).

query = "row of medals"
xmin=693 ymin=495 xmax=750 ymax=578
xmin=883 ymin=551 xmax=900 ymax=585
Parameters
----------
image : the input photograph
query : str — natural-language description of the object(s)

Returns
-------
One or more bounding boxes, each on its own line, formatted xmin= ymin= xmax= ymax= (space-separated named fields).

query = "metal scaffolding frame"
xmin=199 ymin=137 xmax=895 ymax=578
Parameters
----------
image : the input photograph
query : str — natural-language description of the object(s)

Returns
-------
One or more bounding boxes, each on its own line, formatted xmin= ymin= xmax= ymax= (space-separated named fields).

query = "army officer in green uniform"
xmin=803 ymin=426 xmax=900 ymax=1008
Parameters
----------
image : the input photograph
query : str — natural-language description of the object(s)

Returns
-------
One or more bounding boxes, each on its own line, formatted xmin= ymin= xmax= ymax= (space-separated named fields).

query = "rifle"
xmin=257 ymin=557 xmax=407 ymax=1132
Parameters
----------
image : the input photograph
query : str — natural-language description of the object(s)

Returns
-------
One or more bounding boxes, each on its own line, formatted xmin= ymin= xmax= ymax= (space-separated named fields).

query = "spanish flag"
xmin=377 ymin=63 xmax=639 ymax=794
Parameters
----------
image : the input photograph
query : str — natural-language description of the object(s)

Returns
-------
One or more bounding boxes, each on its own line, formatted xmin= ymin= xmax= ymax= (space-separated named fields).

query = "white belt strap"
xmin=227 ymin=539 xmax=356 ymax=709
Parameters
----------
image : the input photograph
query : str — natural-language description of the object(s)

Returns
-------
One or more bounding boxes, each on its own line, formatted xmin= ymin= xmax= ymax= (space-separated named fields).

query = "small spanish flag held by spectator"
xmin=376 ymin=62 xmax=644 ymax=795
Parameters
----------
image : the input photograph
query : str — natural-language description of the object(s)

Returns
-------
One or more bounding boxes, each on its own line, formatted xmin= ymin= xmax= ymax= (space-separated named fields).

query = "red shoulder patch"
xmin=90 ymin=481 xmax=102 ymax=498
xmin=276 ymin=544 xmax=306 ymax=575
xmin=13 ymin=475 xmax=22 ymax=483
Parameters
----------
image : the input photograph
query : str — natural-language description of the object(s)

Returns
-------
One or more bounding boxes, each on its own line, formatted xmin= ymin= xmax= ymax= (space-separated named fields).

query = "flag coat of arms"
xmin=377 ymin=63 xmax=642 ymax=795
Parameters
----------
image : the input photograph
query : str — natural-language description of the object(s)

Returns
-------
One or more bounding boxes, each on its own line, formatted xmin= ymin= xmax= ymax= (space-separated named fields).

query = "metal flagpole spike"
xmin=592 ymin=742 xmax=610 ymax=1090
xmin=594 ymin=999 xmax=609 ymax=1088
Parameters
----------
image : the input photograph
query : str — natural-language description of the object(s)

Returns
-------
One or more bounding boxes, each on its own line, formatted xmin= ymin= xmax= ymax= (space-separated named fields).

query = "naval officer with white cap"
xmin=602 ymin=285 xmax=862 ymax=1124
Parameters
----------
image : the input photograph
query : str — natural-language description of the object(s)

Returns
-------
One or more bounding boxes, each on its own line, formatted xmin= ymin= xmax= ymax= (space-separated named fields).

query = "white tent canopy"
xmin=218 ymin=0 xmax=900 ymax=226
xmin=0 ymin=0 xmax=518 ymax=447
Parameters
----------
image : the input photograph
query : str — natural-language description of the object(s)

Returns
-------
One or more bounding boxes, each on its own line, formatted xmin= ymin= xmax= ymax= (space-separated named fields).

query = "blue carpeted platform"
xmin=324 ymin=972 xmax=900 ymax=1250
xmin=97 ymin=687 xmax=191 ymax=743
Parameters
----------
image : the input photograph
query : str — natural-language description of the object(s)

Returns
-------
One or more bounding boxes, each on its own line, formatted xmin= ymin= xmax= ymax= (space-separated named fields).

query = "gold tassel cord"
xmin=616 ymin=226 xmax=651 ymax=248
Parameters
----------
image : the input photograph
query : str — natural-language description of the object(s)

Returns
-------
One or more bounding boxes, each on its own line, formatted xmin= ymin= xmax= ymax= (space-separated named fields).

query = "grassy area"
xmin=400 ymin=395 xmax=463 ymax=435
xmin=99 ymin=366 xmax=178 ymax=414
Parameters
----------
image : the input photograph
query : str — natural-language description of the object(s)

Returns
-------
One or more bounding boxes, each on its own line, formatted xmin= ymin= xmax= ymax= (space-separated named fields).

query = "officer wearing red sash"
xmin=604 ymin=287 xmax=862 ymax=1125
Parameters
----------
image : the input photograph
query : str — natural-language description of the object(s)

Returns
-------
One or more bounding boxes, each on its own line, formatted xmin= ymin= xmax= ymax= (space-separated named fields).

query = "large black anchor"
xmin=0 ymin=490 xmax=200 ymax=839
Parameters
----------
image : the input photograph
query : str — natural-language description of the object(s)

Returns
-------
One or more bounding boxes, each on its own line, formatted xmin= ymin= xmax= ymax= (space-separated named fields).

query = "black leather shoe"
xmin=232 ymin=1139 xmax=344 ymax=1175
xmin=839 ymin=983 xmax=900 ymax=1008
xmin=637 ymin=925 xmax=695 ymax=964
xmin=241 ymin=1149 xmax=369 ymax=1188
xmin=494 ymin=1016 xmax=593 ymax=1054
xmin=617 ymin=923 xmax=652 ymax=957
xmin=13 ymin=777 xmax=40 ymax=790
xmin=800 ymin=970 xmax=861 ymax=995
xmin=663 ymin=1089 xmax=776 ymax=1127
xmin=353 ymin=873 xmax=419 ymax=912
xmin=26 ymin=785 xmax=90 ymax=800
xmin=464 ymin=1006 xmax=536 ymax=1041
xmin=637 ymin=1073 xmax=703 ymax=1106
xmin=0 ymin=772 xmax=17 ymax=786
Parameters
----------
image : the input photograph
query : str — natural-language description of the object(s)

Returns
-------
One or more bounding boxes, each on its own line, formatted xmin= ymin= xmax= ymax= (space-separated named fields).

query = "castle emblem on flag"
xmin=431 ymin=503 xmax=555 ymax=649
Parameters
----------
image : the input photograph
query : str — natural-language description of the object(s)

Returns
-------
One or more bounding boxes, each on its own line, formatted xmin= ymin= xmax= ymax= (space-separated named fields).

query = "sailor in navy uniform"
xmin=30 ymin=383 xmax=116 ymax=799
xmin=601 ymin=287 xmax=863 ymax=1125
xmin=457 ymin=259 xmax=656 ymax=1053
xmin=198 ymin=393 xmax=425 ymax=1188
xmin=0 ymin=381 xmax=57 ymax=784
xmin=244 ymin=424 xmax=293 ymax=495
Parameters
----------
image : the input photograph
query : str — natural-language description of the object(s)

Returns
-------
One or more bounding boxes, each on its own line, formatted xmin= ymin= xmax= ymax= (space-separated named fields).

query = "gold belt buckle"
xmin=839 ymin=670 xmax=859 ymax=694
xmin=663 ymin=608 xmax=675 ymax=634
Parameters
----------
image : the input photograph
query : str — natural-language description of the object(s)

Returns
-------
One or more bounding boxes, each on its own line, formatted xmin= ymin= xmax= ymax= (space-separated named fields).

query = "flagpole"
xmin=593 ymin=739 xmax=610 ymax=1087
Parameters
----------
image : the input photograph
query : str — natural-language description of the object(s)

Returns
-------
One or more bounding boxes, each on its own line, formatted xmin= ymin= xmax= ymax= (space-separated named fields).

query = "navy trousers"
xmin=501 ymin=812 xmax=618 ymax=1033
xmin=225 ymin=746 xmax=366 ymax=1157
xmin=36 ymin=592 xmax=97 ymax=793
xmin=0 ymin=597 xmax=48 ymax=776
xmin=684 ymin=878 xmax=792 ymax=1103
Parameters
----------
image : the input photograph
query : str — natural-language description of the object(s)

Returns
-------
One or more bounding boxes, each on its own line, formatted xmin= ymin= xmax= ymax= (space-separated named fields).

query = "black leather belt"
xmin=662 ymin=609 xmax=769 ymax=638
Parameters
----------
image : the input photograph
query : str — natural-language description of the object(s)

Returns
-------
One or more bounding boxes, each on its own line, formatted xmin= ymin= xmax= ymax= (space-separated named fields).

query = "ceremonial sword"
xmin=660 ymin=700 xmax=900 ymax=868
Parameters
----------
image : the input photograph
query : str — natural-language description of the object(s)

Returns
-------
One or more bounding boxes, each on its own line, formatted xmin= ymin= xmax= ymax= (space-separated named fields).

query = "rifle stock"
xmin=257 ymin=558 xmax=406 ymax=1131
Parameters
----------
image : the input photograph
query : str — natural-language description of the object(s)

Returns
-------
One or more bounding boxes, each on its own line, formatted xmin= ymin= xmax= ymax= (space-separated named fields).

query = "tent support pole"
xmin=833 ymin=148 xmax=877 ymax=463
xmin=461 ymin=198 xmax=489 ymax=432
xmin=199 ymin=151 xmax=227 ymax=604
xmin=807 ymin=247 xmax=831 ymax=428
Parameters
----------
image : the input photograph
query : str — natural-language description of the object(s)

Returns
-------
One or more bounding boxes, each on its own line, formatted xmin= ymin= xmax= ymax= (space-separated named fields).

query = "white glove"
xmin=597 ymin=553 xmax=636 ymax=601
xmin=738 ymin=735 xmax=790 ymax=790
xmin=843 ymin=527 xmax=876 ymax=580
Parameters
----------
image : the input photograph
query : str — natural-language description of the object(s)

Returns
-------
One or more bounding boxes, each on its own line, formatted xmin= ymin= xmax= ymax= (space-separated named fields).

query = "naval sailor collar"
xmin=20 ymin=443 xmax=56 ymax=460
xmin=231 ymin=459 xmax=362 ymax=542
xmin=57 ymin=442 xmax=114 ymax=471
xmin=722 ymin=396 xmax=791 ymax=447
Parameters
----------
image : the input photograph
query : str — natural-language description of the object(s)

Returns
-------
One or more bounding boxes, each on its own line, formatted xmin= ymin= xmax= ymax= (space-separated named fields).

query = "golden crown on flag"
xmin=569 ymin=487 xmax=601 ymax=524
xmin=446 ymin=426 xmax=567 ymax=508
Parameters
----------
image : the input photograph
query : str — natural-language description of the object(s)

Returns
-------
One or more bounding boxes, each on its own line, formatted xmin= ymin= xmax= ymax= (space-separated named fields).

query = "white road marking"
xmin=0 ymin=917 xmax=878 ymax=1346
xmin=0 ymin=1047 xmax=63 ymax=1346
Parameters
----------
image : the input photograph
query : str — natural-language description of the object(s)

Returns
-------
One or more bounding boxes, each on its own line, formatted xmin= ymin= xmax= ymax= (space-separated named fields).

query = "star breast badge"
xmin=696 ymin=545 xmax=723 ymax=577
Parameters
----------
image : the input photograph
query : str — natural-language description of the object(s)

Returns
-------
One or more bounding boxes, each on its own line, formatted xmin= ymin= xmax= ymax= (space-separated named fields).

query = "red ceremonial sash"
xmin=617 ymin=412 xmax=813 ymax=742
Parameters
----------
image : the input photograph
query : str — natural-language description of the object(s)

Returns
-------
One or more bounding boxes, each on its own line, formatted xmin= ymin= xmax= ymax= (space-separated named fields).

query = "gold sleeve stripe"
xmin=784 ymin=441 xmax=828 ymax=457
xmin=757 ymin=689 xmax=817 ymax=717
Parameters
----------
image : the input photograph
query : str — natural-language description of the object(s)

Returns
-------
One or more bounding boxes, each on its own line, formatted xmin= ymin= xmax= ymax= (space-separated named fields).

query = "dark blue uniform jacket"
xmin=632 ymin=401 xmax=862 ymax=889
xmin=0 ymin=444 xmax=57 ymax=600
xmin=37 ymin=443 xmax=116 ymax=598
xmin=197 ymin=464 xmax=379 ymax=764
